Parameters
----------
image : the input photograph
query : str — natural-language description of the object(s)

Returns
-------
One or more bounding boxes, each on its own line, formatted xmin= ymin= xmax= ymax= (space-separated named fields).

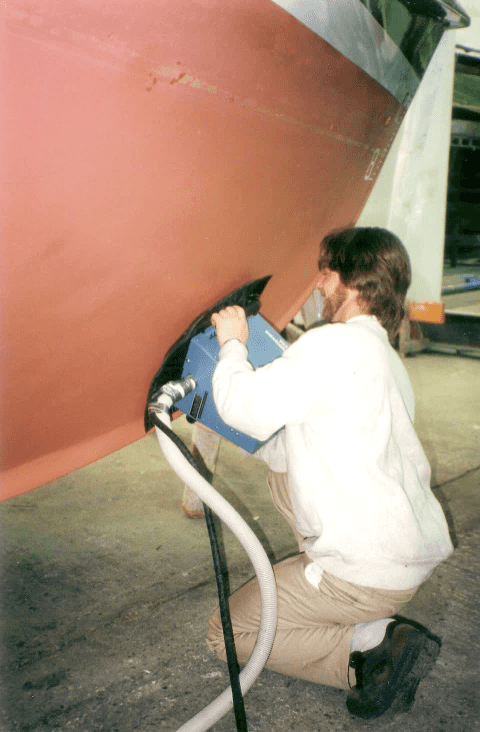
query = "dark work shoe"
xmin=346 ymin=620 xmax=440 ymax=719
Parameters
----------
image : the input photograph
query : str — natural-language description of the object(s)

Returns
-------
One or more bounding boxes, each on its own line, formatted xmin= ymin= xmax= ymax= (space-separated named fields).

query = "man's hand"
xmin=211 ymin=305 xmax=249 ymax=347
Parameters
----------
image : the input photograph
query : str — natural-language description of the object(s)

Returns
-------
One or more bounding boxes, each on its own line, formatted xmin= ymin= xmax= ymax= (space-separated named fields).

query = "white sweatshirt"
xmin=212 ymin=315 xmax=453 ymax=590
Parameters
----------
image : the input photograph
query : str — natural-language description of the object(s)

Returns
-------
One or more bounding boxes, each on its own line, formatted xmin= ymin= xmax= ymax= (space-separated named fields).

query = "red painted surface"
xmin=1 ymin=1 xmax=404 ymax=499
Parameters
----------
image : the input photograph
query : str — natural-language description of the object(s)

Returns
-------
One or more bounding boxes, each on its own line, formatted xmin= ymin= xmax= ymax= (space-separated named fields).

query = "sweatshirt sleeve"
xmin=212 ymin=332 xmax=331 ymax=441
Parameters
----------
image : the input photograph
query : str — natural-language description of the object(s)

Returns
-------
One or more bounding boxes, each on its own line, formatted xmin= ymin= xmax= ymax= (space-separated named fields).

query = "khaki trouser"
xmin=207 ymin=471 xmax=418 ymax=689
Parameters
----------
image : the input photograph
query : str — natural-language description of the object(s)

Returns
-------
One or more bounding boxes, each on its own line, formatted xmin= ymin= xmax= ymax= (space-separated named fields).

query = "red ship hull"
xmin=1 ymin=0 xmax=462 ymax=498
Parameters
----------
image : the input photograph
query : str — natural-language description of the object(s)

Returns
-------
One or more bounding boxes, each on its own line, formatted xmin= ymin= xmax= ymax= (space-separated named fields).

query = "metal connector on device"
xmin=160 ymin=375 xmax=197 ymax=403
xmin=148 ymin=375 xmax=197 ymax=417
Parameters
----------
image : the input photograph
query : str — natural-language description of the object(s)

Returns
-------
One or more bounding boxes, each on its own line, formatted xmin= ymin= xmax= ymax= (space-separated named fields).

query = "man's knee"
xmin=206 ymin=608 xmax=227 ymax=661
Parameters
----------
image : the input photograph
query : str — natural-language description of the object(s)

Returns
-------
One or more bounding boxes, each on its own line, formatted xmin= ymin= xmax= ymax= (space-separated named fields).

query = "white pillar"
xmin=358 ymin=32 xmax=457 ymax=309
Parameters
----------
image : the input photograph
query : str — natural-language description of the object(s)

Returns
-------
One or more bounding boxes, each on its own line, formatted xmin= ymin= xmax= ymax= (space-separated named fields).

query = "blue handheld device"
xmin=174 ymin=314 xmax=288 ymax=452
xmin=144 ymin=276 xmax=289 ymax=450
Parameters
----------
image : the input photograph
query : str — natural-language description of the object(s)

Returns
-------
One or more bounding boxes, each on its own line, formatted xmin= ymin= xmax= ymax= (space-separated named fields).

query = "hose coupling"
xmin=160 ymin=375 xmax=196 ymax=403
xmin=148 ymin=375 xmax=197 ymax=417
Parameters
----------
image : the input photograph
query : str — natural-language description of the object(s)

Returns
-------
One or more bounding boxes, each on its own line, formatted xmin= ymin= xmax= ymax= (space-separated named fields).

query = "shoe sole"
xmin=347 ymin=629 xmax=440 ymax=720
xmin=390 ymin=633 xmax=440 ymax=715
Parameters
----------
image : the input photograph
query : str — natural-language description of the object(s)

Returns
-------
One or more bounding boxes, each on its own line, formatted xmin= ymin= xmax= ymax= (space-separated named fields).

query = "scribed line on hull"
xmin=3 ymin=4 xmax=384 ymax=154
xmin=151 ymin=64 xmax=377 ymax=152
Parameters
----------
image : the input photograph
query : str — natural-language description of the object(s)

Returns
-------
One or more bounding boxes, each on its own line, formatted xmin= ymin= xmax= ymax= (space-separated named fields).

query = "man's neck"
xmin=333 ymin=293 xmax=369 ymax=324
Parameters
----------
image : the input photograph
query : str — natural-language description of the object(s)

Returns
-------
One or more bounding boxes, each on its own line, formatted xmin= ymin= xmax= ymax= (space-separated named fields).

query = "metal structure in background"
xmin=445 ymin=47 xmax=480 ymax=268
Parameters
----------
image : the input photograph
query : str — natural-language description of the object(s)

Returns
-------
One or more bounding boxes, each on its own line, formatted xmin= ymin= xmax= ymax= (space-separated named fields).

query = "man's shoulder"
xmin=289 ymin=322 xmax=359 ymax=360
xmin=296 ymin=322 xmax=343 ymax=345
xmin=293 ymin=318 xmax=388 ymax=361
xmin=301 ymin=318 xmax=383 ymax=343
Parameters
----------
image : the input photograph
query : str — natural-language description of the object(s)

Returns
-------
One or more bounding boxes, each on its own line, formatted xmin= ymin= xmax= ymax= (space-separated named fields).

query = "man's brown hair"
xmin=318 ymin=227 xmax=411 ymax=339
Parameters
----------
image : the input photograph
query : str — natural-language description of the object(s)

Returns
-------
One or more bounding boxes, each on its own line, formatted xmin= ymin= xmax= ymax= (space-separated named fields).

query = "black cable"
xmin=203 ymin=504 xmax=248 ymax=732
xmin=152 ymin=414 xmax=248 ymax=731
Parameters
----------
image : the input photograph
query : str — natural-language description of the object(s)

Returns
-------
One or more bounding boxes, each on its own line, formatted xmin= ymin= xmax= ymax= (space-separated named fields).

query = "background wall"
xmin=358 ymin=2 xmax=479 ymax=306
xmin=357 ymin=32 xmax=456 ymax=305
xmin=456 ymin=0 xmax=480 ymax=50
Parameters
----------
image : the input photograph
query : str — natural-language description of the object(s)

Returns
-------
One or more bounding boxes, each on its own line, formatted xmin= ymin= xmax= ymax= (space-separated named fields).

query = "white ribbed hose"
xmin=154 ymin=401 xmax=277 ymax=732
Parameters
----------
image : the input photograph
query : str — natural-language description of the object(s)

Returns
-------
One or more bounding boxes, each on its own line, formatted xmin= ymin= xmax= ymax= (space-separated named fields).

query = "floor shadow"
xmin=432 ymin=484 xmax=459 ymax=548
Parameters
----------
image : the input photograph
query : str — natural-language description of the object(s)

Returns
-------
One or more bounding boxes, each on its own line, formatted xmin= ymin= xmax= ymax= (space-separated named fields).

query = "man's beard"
xmin=322 ymin=284 xmax=348 ymax=323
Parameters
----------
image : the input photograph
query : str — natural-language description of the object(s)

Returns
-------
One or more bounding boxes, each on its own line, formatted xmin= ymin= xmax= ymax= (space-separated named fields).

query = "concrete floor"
xmin=1 ymin=348 xmax=479 ymax=732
